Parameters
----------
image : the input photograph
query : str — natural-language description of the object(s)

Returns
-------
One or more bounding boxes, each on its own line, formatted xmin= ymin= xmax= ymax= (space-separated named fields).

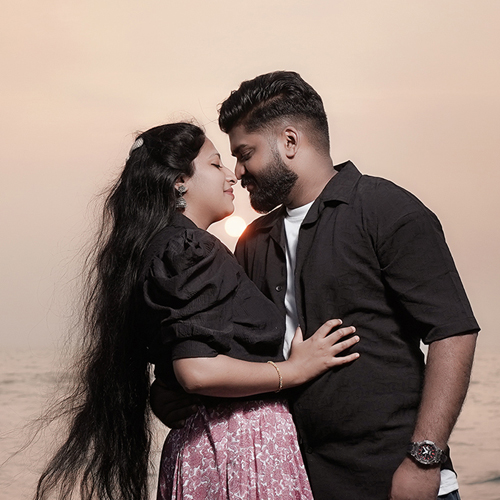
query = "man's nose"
xmin=234 ymin=161 xmax=245 ymax=180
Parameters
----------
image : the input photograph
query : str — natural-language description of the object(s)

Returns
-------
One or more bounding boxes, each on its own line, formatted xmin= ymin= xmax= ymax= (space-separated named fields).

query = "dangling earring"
xmin=176 ymin=185 xmax=187 ymax=209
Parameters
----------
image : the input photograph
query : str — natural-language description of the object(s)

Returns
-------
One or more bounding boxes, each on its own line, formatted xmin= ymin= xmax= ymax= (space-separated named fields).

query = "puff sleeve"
xmin=143 ymin=228 xmax=244 ymax=359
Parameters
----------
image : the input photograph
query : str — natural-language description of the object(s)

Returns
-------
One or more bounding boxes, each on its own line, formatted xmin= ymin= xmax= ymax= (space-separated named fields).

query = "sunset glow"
xmin=224 ymin=216 xmax=247 ymax=238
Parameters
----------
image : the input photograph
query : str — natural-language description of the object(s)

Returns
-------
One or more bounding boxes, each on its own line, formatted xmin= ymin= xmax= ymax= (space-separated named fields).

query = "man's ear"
xmin=281 ymin=126 xmax=300 ymax=159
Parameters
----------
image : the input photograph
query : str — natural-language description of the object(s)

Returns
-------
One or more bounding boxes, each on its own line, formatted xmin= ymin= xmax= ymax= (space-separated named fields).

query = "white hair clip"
xmin=128 ymin=137 xmax=144 ymax=158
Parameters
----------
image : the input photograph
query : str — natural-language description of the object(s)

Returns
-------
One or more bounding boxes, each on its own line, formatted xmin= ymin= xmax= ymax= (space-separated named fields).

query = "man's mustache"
xmin=241 ymin=174 xmax=257 ymax=189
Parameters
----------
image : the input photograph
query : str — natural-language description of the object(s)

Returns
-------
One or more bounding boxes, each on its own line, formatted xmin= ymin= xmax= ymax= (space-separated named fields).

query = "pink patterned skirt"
xmin=157 ymin=399 xmax=314 ymax=500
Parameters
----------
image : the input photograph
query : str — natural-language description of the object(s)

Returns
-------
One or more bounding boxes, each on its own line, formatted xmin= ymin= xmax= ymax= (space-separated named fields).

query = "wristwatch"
xmin=407 ymin=440 xmax=447 ymax=465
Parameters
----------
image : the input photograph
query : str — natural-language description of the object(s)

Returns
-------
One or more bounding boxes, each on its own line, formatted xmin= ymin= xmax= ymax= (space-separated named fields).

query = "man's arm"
xmin=389 ymin=332 xmax=477 ymax=500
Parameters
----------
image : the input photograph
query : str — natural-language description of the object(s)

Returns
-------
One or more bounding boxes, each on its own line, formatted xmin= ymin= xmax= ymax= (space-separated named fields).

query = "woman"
xmin=35 ymin=123 xmax=359 ymax=500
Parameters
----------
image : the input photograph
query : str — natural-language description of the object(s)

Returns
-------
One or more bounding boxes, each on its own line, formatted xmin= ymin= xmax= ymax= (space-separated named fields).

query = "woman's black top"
xmin=137 ymin=213 xmax=285 ymax=389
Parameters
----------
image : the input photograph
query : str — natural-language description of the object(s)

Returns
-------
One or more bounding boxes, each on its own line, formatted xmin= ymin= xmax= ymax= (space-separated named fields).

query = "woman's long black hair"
xmin=35 ymin=123 xmax=206 ymax=500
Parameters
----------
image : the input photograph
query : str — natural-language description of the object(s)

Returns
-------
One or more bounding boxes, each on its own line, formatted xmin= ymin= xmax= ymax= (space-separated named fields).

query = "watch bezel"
xmin=408 ymin=440 xmax=446 ymax=465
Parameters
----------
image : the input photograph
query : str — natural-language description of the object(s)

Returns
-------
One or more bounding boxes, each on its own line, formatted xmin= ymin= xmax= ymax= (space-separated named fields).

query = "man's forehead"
xmin=229 ymin=126 xmax=266 ymax=154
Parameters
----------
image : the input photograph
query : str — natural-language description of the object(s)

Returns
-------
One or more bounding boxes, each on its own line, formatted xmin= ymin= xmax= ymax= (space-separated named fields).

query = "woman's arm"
xmin=174 ymin=319 xmax=359 ymax=398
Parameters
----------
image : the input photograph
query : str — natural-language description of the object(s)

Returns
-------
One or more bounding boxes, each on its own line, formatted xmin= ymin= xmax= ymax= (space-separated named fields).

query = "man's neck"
xmin=287 ymin=165 xmax=337 ymax=209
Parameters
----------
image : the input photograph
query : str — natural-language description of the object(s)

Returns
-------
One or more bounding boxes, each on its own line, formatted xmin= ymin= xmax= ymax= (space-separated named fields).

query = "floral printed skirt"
xmin=157 ymin=399 xmax=314 ymax=500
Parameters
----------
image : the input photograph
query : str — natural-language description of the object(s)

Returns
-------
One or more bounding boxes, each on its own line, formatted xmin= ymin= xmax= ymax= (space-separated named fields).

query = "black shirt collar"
xmin=256 ymin=160 xmax=361 ymax=231
xmin=320 ymin=160 xmax=362 ymax=204
xmin=302 ymin=160 xmax=361 ymax=225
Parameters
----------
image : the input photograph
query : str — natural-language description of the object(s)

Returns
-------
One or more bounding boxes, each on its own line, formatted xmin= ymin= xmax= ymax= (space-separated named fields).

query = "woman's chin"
xmin=221 ymin=206 xmax=235 ymax=221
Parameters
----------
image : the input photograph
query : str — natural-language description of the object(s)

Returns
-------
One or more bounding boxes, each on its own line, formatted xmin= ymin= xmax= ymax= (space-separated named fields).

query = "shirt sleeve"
xmin=372 ymin=182 xmax=479 ymax=343
xmin=143 ymin=228 xmax=240 ymax=359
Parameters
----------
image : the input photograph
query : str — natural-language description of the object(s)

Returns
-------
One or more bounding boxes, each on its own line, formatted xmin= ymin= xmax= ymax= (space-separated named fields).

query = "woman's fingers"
xmin=323 ymin=325 xmax=360 ymax=364
xmin=311 ymin=318 xmax=343 ymax=338
xmin=291 ymin=326 xmax=304 ymax=346
xmin=296 ymin=319 xmax=360 ymax=366
xmin=330 ymin=333 xmax=360 ymax=355
xmin=327 ymin=325 xmax=356 ymax=344
xmin=331 ymin=351 xmax=360 ymax=365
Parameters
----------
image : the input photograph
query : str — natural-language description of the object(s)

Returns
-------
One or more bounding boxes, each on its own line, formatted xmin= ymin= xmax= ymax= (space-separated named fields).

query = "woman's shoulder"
xmin=153 ymin=223 xmax=217 ymax=256
xmin=141 ymin=217 xmax=241 ymax=312
xmin=142 ymin=216 xmax=231 ymax=280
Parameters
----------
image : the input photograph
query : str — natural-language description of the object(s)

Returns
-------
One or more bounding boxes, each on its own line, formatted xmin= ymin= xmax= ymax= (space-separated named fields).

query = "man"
xmin=152 ymin=71 xmax=479 ymax=500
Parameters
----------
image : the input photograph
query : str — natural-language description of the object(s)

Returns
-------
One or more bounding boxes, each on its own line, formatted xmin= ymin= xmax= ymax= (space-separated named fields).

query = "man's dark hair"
xmin=218 ymin=71 xmax=330 ymax=153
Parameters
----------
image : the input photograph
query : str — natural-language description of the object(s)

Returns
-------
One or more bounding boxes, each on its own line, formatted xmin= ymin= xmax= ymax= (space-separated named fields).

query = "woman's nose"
xmin=225 ymin=166 xmax=237 ymax=184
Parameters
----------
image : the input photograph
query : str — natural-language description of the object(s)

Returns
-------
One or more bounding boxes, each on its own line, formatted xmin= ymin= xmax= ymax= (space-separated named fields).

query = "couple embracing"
xmin=36 ymin=71 xmax=478 ymax=500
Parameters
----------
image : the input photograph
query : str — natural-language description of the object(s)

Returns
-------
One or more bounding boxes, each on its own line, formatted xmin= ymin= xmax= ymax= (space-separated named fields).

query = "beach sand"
xmin=1 ymin=347 xmax=498 ymax=500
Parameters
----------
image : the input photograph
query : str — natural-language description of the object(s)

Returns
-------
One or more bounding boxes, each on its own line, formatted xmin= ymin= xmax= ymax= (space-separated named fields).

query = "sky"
xmin=1 ymin=0 xmax=499 ymax=351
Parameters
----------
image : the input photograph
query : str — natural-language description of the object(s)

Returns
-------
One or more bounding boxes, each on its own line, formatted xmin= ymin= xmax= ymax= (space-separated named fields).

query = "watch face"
xmin=415 ymin=442 xmax=438 ymax=464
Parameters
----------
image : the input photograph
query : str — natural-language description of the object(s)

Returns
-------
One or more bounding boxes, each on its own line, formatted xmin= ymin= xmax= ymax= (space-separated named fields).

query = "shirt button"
xmin=306 ymin=447 xmax=313 ymax=454
xmin=275 ymin=285 xmax=283 ymax=292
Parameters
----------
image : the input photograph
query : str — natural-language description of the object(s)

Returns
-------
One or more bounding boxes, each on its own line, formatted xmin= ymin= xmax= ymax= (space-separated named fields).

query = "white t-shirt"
xmin=282 ymin=201 xmax=313 ymax=359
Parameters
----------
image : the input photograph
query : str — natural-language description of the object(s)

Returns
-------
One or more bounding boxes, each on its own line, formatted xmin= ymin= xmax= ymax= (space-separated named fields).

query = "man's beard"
xmin=241 ymin=149 xmax=298 ymax=213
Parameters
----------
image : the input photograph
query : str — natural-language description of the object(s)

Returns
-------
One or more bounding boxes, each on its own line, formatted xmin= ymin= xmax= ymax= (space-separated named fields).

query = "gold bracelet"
xmin=267 ymin=361 xmax=283 ymax=393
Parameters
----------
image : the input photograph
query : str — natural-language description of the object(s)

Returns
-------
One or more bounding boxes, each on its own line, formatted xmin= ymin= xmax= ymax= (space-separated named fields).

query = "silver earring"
xmin=176 ymin=185 xmax=187 ymax=209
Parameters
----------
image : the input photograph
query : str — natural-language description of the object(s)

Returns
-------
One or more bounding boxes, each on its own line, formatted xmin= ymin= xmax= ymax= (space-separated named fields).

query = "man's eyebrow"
xmin=231 ymin=145 xmax=245 ymax=157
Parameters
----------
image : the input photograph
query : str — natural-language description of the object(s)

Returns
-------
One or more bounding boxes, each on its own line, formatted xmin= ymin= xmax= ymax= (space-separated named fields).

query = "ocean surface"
xmin=1 ymin=347 xmax=499 ymax=500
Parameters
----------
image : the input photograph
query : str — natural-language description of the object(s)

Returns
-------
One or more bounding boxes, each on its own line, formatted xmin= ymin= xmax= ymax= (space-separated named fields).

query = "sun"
xmin=224 ymin=216 xmax=247 ymax=238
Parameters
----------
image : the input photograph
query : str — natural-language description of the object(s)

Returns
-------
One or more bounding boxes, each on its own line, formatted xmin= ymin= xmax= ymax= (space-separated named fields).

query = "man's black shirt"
xmin=235 ymin=161 xmax=479 ymax=500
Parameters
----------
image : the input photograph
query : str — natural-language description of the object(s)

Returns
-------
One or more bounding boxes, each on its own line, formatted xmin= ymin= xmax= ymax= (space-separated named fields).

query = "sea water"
xmin=1 ymin=347 xmax=499 ymax=500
